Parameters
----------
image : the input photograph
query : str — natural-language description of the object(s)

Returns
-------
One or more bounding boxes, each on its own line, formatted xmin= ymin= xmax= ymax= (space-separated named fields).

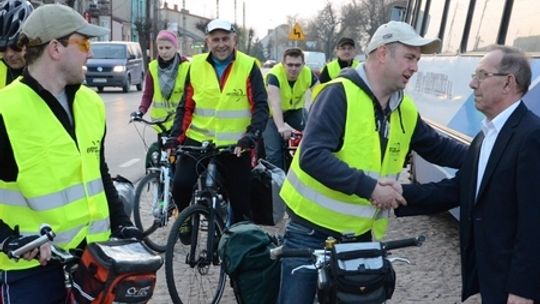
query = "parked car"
xmin=85 ymin=41 xmax=145 ymax=93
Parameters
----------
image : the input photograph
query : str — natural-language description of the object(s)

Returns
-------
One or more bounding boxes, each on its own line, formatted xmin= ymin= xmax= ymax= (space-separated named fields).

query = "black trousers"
xmin=172 ymin=138 xmax=252 ymax=223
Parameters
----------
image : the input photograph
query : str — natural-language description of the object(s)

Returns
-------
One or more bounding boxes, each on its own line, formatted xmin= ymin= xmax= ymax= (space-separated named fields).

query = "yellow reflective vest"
xmin=326 ymin=59 xmax=360 ymax=80
xmin=280 ymin=78 xmax=418 ymax=240
xmin=0 ymin=60 xmax=7 ymax=89
xmin=185 ymin=51 xmax=254 ymax=145
xmin=0 ymin=80 xmax=111 ymax=270
xmin=148 ymin=58 xmax=190 ymax=131
xmin=266 ymin=63 xmax=312 ymax=111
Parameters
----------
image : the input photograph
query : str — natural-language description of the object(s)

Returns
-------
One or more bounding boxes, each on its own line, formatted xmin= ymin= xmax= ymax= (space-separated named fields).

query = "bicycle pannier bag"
xmin=326 ymin=242 xmax=396 ymax=304
xmin=250 ymin=159 xmax=286 ymax=225
xmin=71 ymin=239 xmax=163 ymax=304
xmin=218 ymin=221 xmax=280 ymax=304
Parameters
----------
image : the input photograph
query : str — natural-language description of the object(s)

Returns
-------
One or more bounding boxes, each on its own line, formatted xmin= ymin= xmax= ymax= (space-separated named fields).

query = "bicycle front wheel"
xmin=165 ymin=204 xmax=228 ymax=304
xmin=133 ymin=172 xmax=177 ymax=252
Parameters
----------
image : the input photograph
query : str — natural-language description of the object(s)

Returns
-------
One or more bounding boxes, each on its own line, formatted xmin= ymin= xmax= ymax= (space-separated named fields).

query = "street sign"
xmin=288 ymin=22 xmax=305 ymax=41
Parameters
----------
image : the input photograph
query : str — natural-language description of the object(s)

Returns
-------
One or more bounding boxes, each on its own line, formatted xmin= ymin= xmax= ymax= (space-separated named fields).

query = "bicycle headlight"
xmin=151 ymin=151 xmax=160 ymax=165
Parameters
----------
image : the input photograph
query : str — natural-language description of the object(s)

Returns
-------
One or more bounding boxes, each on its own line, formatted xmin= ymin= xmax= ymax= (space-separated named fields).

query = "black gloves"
xmin=2 ymin=234 xmax=40 ymax=255
xmin=236 ymin=130 xmax=260 ymax=150
xmin=112 ymin=225 xmax=144 ymax=241
xmin=130 ymin=111 xmax=143 ymax=119
xmin=165 ymin=137 xmax=180 ymax=150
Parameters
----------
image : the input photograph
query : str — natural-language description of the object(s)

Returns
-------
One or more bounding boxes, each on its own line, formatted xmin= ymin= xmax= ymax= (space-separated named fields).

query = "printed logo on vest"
xmin=226 ymin=88 xmax=246 ymax=102
xmin=87 ymin=139 xmax=101 ymax=156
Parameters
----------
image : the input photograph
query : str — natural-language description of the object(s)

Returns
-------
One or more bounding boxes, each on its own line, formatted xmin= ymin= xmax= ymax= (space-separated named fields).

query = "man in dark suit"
xmin=393 ymin=45 xmax=540 ymax=303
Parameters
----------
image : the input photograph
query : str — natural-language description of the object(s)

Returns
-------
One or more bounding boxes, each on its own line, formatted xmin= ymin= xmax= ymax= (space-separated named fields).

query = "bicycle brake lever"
xmin=387 ymin=257 xmax=411 ymax=264
xmin=291 ymin=264 xmax=316 ymax=274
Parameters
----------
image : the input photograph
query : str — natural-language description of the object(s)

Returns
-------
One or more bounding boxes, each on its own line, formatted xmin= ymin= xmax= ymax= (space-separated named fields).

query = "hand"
xmin=130 ymin=111 xmax=143 ymax=120
xmin=378 ymin=178 xmax=403 ymax=195
xmin=113 ymin=225 xmax=144 ymax=241
xmin=2 ymin=234 xmax=50 ymax=263
xmin=165 ymin=137 xmax=180 ymax=150
xmin=507 ymin=294 xmax=533 ymax=304
xmin=277 ymin=125 xmax=292 ymax=140
xmin=235 ymin=132 xmax=258 ymax=157
xmin=370 ymin=182 xmax=406 ymax=209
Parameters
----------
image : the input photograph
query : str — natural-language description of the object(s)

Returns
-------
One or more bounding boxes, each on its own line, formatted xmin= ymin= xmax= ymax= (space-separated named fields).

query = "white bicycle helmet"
xmin=0 ymin=0 xmax=33 ymax=50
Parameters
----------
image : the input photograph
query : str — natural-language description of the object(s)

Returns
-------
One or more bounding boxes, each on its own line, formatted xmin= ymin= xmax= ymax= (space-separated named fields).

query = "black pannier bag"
xmin=250 ymin=159 xmax=286 ymax=226
xmin=324 ymin=242 xmax=396 ymax=304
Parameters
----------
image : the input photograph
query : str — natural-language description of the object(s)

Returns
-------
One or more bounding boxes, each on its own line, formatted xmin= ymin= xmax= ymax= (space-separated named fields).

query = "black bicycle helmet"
xmin=0 ymin=0 xmax=33 ymax=50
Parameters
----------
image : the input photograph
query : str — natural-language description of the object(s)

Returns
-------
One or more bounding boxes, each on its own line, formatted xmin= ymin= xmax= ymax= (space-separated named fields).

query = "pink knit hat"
xmin=156 ymin=30 xmax=178 ymax=47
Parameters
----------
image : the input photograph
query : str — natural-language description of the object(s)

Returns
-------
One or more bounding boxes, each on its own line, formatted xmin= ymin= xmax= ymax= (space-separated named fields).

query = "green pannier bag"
xmin=218 ymin=221 xmax=280 ymax=304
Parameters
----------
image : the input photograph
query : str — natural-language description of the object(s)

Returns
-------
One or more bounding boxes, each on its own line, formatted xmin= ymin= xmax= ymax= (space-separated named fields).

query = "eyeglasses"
xmin=471 ymin=71 xmax=509 ymax=81
xmin=285 ymin=63 xmax=302 ymax=68
xmin=59 ymin=36 xmax=91 ymax=53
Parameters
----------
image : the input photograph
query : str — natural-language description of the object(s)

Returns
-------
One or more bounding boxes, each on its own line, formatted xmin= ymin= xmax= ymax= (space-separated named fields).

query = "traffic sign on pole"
xmin=288 ymin=22 xmax=305 ymax=41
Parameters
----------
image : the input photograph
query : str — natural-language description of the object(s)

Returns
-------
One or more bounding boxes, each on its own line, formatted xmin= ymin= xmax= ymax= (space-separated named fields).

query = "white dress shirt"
xmin=476 ymin=100 xmax=521 ymax=198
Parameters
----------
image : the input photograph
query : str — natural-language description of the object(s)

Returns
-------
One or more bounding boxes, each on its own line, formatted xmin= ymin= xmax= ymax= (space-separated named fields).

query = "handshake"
xmin=369 ymin=178 xmax=406 ymax=210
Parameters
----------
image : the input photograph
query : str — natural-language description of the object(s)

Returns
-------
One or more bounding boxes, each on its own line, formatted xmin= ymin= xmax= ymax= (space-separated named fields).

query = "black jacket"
xmin=396 ymin=103 xmax=540 ymax=302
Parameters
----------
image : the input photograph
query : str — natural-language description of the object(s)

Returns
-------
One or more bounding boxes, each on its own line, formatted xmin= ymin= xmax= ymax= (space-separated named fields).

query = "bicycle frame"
xmin=180 ymin=143 xmax=232 ymax=269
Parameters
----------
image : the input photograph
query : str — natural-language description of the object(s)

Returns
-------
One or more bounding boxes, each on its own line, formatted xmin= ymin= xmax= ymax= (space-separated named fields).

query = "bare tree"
xmin=306 ymin=2 xmax=339 ymax=59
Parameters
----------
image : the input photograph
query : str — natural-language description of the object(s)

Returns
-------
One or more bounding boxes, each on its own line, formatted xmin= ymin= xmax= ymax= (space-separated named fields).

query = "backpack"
xmin=218 ymin=221 xmax=280 ymax=304
xmin=71 ymin=239 xmax=163 ymax=304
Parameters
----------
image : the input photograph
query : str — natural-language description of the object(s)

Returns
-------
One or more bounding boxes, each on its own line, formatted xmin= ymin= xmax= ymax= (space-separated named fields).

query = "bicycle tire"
xmin=133 ymin=172 xmax=177 ymax=252
xmin=165 ymin=204 xmax=228 ymax=304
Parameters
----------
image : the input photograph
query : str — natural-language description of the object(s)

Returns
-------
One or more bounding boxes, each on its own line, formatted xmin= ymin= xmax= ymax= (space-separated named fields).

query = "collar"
xmin=481 ymin=99 xmax=521 ymax=134
xmin=355 ymin=63 xmax=403 ymax=111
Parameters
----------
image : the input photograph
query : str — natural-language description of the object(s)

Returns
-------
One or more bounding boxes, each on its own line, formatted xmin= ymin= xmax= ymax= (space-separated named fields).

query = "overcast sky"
xmin=169 ymin=0 xmax=349 ymax=38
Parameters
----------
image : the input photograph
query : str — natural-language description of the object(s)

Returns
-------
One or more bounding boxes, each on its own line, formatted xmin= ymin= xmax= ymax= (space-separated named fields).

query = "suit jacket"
xmin=396 ymin=102 xmax=540 ymax=303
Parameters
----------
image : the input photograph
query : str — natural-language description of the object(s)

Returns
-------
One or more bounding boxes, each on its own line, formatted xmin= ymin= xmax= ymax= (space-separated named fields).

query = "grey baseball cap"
xmin=365 ymin=21 xmax=441 ymax=55
xmin=22 ymin=4 xmax=109 ymax=47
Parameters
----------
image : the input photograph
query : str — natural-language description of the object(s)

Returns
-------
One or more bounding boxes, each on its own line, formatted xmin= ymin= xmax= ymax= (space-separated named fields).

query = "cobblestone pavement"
xmin=148 ymin=212 xmax=482 ymax=304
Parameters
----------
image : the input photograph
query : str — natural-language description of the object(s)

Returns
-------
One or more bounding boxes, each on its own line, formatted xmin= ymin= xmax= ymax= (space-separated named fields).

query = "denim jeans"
xmin=263 ymin=108 xmax=307 ymax=170
xmin=277 ymin=221 xmax=328 ymax=304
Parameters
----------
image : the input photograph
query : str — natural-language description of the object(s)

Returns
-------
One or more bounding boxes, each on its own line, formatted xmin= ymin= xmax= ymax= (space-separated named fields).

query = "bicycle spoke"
xmin=165 ymin=205 xmax=234 ymax=304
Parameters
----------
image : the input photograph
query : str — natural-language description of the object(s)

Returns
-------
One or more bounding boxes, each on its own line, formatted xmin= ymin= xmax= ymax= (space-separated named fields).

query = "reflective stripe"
xmin=216 ymin=131 xmax=244 ymax=141
xmin=89 ymin=218 xmax=110 ymax=234
xmin=87 ymin=179 xmax=104 ymax=196
xmin=288 ymin=170 xmax=378 ymax=218
xmin=0 ymin=188 xmax=26 ymax=207
xmin=0 ymin=178 xmax=104 ymax=210
xmin=194 ymin=108 xmax=251 ymax=119
xmin=152 ymin=102 xmax=170 ymax=109
xmin=190 ymin=124 xmax=214 ymax=137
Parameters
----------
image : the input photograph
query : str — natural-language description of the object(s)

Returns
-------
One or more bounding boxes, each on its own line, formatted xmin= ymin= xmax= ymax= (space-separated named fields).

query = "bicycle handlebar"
xmin=8 ymin=225 xmax=55 ymax=259
xmin=270 ymin=235 xmax=426 ymax=261
xmin=175 ymin=141 xmax=237 ymax=158
xmin=129 ymin=111 xmax=174 ymax=133
xmin=382 ymin=235 xmax=425 ymax=251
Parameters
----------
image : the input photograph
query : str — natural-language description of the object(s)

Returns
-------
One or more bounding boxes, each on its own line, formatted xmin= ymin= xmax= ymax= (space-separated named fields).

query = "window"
xmin=466 ymin=0 xmax=505 ymax=52
xmin=440 ymin=0 xmax=469 ymax=54
xmin=423 ymin=1 xmax=445 ymax=41
xmin=506 ymin=0 xmax=540 ymax=52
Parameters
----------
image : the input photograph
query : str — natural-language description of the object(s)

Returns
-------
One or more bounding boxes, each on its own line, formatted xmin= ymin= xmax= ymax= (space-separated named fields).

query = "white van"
xmin=303 ymin=51 xmax=326 ymax=76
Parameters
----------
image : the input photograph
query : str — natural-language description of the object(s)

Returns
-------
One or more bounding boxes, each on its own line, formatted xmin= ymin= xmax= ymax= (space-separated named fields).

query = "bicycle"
xmin=6 ymin=225 xmax=161 ymax=304
xmin=282 ymin=130 xmax=302 ymax=172
xmin=164 ymin=141 xmax=235 ymax=304
xmin=270 ymin=234 xmax=425 ymax=304
xmin=130 ymin=112 xmax=178 ymax=252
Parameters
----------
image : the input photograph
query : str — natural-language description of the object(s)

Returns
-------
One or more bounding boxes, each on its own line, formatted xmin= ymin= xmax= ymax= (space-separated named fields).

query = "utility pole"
xmin=182 ymin=0 xmax=187 ymax=55
xmin=216 ymin=0 xmax=219 ymax=18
